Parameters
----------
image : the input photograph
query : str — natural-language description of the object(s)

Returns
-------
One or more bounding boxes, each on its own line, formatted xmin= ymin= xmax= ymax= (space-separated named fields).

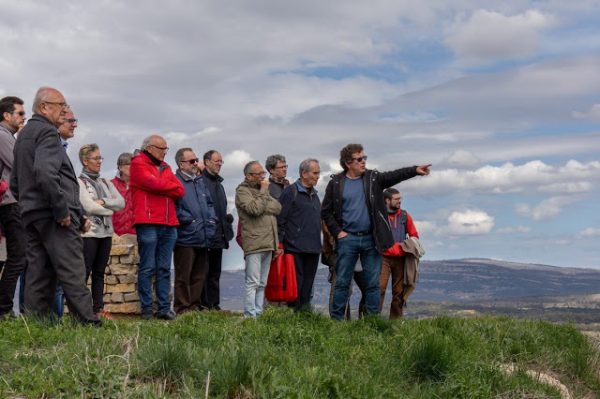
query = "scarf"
xmin=80 ymin=169 xmax=110 ymax=227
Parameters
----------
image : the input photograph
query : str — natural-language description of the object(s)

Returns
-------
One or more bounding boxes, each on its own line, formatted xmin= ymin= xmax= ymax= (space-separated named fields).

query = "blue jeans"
xmin=331 ymin=234 xmax=381 ymax=320
xmin=136 ymin=224 xmax=177 ymax=315
xmin=244 ymin=251 xmax=272 ymax=317
xmin=53 ymin=284 xmax=64 ymax=317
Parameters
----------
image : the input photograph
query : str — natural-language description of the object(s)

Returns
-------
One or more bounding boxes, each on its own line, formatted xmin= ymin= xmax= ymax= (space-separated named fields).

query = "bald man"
xmin=10 ymin=87 xmax=99 ymax=325
xmin=130 ymin=134 xmax=184 ymax=320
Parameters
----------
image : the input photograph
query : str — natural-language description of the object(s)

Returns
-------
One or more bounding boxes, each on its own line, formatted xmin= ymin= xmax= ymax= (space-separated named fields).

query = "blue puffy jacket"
xmin=175 ymin=170 xmax=217 ymax=247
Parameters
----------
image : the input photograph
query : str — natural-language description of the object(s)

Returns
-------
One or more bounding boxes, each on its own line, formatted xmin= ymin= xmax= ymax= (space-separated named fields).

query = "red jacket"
xmin=129 ymin=152 xmax=184 ymax=227
xmin=382 ymin=209 xmax=419 ymax=257
xmin=111 ymin=176 xmax=136 ymax=235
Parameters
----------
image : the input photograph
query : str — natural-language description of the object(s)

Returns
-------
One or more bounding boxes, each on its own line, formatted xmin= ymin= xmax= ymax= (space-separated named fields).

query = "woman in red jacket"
xmin=111 ymin=152 xmax=136 ymax=236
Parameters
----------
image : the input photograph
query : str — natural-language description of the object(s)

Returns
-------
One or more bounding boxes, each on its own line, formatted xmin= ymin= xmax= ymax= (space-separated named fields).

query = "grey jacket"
xmin=79 ymin=176 xmax=125 ymax=238
xmin=0 ymin=122 xmax=17 ymax=206
xmin=10 ymin=114 xmax=85 ymax=228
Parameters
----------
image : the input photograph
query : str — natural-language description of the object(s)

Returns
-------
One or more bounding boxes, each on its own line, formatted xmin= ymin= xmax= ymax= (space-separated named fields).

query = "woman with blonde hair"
xmin=78 ymin=144 xmax=124 ymax=318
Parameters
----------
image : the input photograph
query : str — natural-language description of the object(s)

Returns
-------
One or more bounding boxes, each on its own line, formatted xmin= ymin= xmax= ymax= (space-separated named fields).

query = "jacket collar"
xmin=203 ymin=168 xmax=223 ymax=183
xmin=137 ymin=150 xmax=168 ymax=167
xmin=176 ymin=169 xmax=198 ymax=182
xmin=294 ymin=179 xmax=318 ymax=194
xmin=0 ymin=121 xmax=16 ymax=135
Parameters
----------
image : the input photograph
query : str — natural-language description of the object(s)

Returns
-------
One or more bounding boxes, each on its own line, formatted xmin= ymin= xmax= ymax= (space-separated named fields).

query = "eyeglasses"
xmin=275 ymin=164 xmax=288 ymax=169
xmin=150 ymin=144 xmax=169 ymax=151
xmin=87 ymin=156 xmax=104 ymax=162
xmin=66 ymin=118 xmax=78 ymax=124
xmin=43 ymin=101 xmax=68 ymax=109
xmin=14 ymin=111 xmax=25 ymax=117
xmin=351 ymin=155 xmax=368 ymax=163
xmin=181 ymin=158 xmax=199 ymax=164
xmin=248 ymin=171 xmax=266 ymax=176
xmin=210 ymin=159 xmax=224 ymax=164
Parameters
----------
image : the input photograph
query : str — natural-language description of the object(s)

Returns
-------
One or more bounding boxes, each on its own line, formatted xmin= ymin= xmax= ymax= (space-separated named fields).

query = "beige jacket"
xmin=235 ymin=180 xmax=281 ymax=255
xmin=399 ymin=237 xmax=426 ymax=300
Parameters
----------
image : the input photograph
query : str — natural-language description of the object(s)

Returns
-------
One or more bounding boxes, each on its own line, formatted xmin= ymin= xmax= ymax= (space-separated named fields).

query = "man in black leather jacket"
xmin=321 ymin=143 xmax=430 ymax=320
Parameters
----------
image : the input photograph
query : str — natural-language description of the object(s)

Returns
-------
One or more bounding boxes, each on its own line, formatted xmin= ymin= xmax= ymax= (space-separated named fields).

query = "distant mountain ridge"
xmin=219 ymin=258 xmax=600 ymax=311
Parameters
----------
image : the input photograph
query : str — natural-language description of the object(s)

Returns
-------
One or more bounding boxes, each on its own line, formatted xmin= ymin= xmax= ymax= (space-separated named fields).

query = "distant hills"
xmin=219 ymin=258 xmax=600 ymax=317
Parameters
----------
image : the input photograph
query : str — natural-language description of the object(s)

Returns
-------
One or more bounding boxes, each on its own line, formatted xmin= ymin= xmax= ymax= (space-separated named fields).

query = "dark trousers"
xmin=202 ymin=248 xmax=223 ymax=309
xmin=83 ymin=237 xmax=112 ymax=313
xmin=24 ymin=218 xmax=97 ymax=323
xmin=289 ymin=252 xmax=319 ymax=312
xmin=380 ymin=256 xmax=406 ymax=319
xmin=0 ymin=204 xmax=27 ymax=316
xmin=173 ymin=246 xmax=209 ymax=314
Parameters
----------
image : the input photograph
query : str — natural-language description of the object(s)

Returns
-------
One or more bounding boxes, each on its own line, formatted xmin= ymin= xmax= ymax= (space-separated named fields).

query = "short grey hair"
xmin=299 ymin=158 xmax=319 ymax=177
xmin=140 ymin=134 xmax=163 ymax=151
xmin=265 ymin=154 xmax=285 ymax=173
xmin=174 ymin=147 xmax=193 ymax=165
xmin=243 ymin=160 xmax=261 ymax=175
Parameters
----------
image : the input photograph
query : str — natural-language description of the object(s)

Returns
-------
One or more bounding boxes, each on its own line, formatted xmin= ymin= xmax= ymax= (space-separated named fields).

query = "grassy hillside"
xmin=1 ymin=309 xmax=599 ymax=398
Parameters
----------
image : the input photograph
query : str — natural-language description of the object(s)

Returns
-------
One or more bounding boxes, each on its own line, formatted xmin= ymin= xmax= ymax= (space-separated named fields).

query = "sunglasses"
xmin=181 ymin=158 xmax=199 ymax=164
xmin=351 ymin=155 xmax=368 ymax=163
xmin=15 ymin=111 xmax=25 ymax=117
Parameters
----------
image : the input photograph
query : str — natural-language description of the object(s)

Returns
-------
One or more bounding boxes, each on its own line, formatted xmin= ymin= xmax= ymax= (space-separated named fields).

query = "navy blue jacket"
xmin=175 ymin=170 xmax=217 ymax=247
xmin=277 ymin=180 xmax=322 ymax=254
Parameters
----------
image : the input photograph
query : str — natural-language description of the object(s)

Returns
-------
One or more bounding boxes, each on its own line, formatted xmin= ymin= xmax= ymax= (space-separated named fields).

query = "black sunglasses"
xmin=351 ymin=155 xmax=368 ymax=163
xmin=181 ymin=158 xmax=199 ymax=164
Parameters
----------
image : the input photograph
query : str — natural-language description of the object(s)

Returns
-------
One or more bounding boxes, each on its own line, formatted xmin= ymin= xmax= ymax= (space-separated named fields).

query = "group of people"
xmin=0 ymin=86 xmax=430 ymax=325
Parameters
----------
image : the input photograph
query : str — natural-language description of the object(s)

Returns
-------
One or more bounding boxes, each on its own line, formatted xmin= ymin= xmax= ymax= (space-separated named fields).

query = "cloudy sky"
xmin=1 ymin=1 xmax=599 ymax=269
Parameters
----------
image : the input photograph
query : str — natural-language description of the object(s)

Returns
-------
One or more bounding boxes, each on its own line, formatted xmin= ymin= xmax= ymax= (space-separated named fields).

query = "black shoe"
xmin=156 ymin=311 xmax=176 ymax=321
xmin=141 ymin=311 xmax=154 ymax=320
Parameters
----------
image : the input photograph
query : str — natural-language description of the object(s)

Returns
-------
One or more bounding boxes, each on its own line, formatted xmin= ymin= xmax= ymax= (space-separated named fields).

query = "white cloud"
xmin=443 ymin=149 xmax=481 ymax=168
xmin=578 ymin=227 xmax=600 ymax=237
xmin=538 ymin=181 xmax=592 ymax=193
xmin=446 ymin=9 xmax=555 ymax=65
xmin=572 ymin=104 xmax=600 ymax=121
xmin=515 ymin=196 xmax=575 ymax=220
xmin=447 ymin=209 xmax=495 ymax=235
xmin=401 ymin=160 xmax=600 ymax=195
xmin=223 ymin=150 xmax=253 ymax=171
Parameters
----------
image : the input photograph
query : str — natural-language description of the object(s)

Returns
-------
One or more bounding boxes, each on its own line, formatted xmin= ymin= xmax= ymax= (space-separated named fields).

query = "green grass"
xmin=1 ymin=309 xmax=599 ymax=398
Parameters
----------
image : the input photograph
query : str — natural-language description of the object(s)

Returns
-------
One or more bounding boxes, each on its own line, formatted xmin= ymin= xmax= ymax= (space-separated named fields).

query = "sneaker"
xmin=141 ymin=311 xmax=154 ymax=320
xmin=96 ymin=310 xmax=114 ymax=320
xmin=156 ymin=311 xmax=176 ymax=321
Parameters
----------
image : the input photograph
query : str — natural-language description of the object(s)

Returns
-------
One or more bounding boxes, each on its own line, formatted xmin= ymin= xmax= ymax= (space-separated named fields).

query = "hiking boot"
xmin=156 ymin=311 xmax=176 ymax=321
xmin=141 ymin=311 xmax=154 ymax=320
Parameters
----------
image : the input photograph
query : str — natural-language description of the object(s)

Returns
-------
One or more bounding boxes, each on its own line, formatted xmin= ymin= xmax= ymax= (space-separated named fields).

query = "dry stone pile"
xmin=102 ymin=234 xmax=141 ymax=314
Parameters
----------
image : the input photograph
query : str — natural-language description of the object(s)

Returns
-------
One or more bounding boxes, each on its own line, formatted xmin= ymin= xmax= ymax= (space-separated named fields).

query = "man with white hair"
xmin=10 ymin=87 xmax=99 ymax=325
xmin=130 ymin=134 xmax=184 ymax=320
